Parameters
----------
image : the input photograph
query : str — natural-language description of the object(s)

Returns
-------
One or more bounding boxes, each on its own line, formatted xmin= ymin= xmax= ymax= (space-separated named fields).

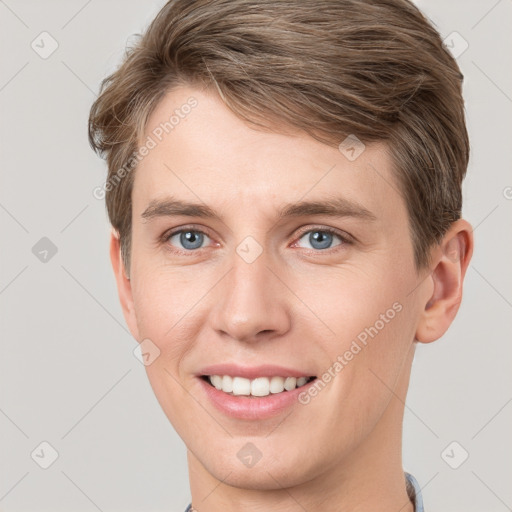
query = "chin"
xmin=211 ymin=463 xmax=310 ymax=491
xmin=199 ymin=441 xmax=320 ymax=490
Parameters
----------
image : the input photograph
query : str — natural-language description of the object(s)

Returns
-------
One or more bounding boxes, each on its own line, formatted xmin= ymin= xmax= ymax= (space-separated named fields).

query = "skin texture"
xmin=110 ymin=85 xmax=473 ymax=511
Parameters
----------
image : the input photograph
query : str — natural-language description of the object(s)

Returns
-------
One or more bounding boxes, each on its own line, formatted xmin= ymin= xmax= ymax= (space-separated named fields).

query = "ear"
xmin=415 ymin=219 xmax=474 ymax=344
xmin=110 ymin=229 xmax=140 ymax=341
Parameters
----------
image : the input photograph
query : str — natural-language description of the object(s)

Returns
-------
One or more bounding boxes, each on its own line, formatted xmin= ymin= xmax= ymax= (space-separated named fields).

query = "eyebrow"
xmin=141 ymin=196 xmax=377 ymax=223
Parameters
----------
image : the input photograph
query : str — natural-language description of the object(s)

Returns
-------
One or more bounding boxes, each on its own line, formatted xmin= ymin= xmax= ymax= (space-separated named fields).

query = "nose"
xmin=210 ymin=248 xmax=291 ymax=344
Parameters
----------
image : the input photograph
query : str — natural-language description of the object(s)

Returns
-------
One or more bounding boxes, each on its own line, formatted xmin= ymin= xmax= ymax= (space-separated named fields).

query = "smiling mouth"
xmin=201 ymin=375 xmax=317 ymax=397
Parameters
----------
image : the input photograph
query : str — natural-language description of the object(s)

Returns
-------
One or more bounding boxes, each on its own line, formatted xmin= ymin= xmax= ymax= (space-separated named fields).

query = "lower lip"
xmin=198 ymin=377 xmax=316 ymax=420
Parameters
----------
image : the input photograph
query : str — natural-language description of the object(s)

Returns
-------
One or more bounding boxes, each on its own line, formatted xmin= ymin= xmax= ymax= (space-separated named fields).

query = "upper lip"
xmin=197 ymin=363 xmax=316 ymax=380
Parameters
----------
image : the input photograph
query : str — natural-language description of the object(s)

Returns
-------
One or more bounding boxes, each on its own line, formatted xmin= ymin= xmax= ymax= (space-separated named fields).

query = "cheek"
xmin=129 ymin=274 xmax=200 ymax=396
xmin=297 ymin=266 xmax=408 ymax=347
xmin=296 ymin=266 xmax=416 ymax=404
xmin=131 ymin=261 xmax=202 ymax=336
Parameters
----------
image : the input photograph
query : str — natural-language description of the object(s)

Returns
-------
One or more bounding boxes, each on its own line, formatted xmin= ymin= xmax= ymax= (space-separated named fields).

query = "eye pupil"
xmin=309 ymin=231 xmax=333 ymax=250
xmin=180 ymin=231 xmax=203 ymax=250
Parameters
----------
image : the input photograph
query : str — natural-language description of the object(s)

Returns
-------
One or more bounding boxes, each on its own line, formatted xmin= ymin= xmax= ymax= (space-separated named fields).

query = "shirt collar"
xmin=405 ymin=471 xmax=425 ymax=512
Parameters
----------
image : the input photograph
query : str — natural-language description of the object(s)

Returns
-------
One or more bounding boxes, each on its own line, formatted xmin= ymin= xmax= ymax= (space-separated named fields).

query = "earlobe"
xmin=109 ymin=229 xmax=140 ymax=341
xmin=415 ymin=219 xmax=474 ymax=344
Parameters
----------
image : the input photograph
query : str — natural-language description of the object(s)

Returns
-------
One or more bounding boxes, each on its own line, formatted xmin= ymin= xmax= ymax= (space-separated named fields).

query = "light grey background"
xmin=1 ymin=1 xmax=511 ymax=511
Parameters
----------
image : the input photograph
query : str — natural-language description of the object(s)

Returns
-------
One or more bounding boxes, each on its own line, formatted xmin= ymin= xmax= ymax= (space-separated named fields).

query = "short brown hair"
xmin=88 ymin=0 xmax=469 ymax=275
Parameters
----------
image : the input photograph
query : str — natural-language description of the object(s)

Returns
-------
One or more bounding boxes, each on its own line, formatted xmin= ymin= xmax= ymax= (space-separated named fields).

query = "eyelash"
xmin=160 ymin=225 xmax=353 ymax=256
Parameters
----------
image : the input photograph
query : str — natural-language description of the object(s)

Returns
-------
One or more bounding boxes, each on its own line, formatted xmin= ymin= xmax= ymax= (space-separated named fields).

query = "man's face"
xmin=123 ymin=85 xmax=428 ymax=488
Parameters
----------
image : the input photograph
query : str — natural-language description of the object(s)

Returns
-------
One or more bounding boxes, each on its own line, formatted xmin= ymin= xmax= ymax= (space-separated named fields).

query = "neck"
xmin=187 ymin=346 xmax=416 ymax=512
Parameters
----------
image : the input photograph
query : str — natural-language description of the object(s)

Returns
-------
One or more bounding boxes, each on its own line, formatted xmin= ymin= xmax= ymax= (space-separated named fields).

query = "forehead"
xmin=133 ymin=85 xmax=405 ymax=225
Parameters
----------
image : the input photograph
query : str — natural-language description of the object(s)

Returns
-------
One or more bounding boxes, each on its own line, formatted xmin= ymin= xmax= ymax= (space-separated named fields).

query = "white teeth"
xmin=297 ymin=377 xmax=307 ymax=387
xmin=232 ymin=377 xmax=251 ymax=396
xmin=210 ymin=375 xmax=222 ymax=390
xmin=207 ymin=375 xmax=313 ymax=396
xmin=284 ymin=377 xmax=297 ymax=391
xmin=251 ymin=377 xmax=269 ymax=397
xmin=222 ymin=375 xmax=233 ymax=393
xmin=269 ymin=376 xmax=285 ymax=393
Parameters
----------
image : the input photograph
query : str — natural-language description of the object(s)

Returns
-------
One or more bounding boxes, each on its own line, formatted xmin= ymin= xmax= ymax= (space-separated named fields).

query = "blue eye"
xmin=296 ymin=229 xmax=345 ymax=250
xmin=167 ymin=230 xmax=210 ymax=251
xmin=163 ymin=226 xmax=350 ymax=255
